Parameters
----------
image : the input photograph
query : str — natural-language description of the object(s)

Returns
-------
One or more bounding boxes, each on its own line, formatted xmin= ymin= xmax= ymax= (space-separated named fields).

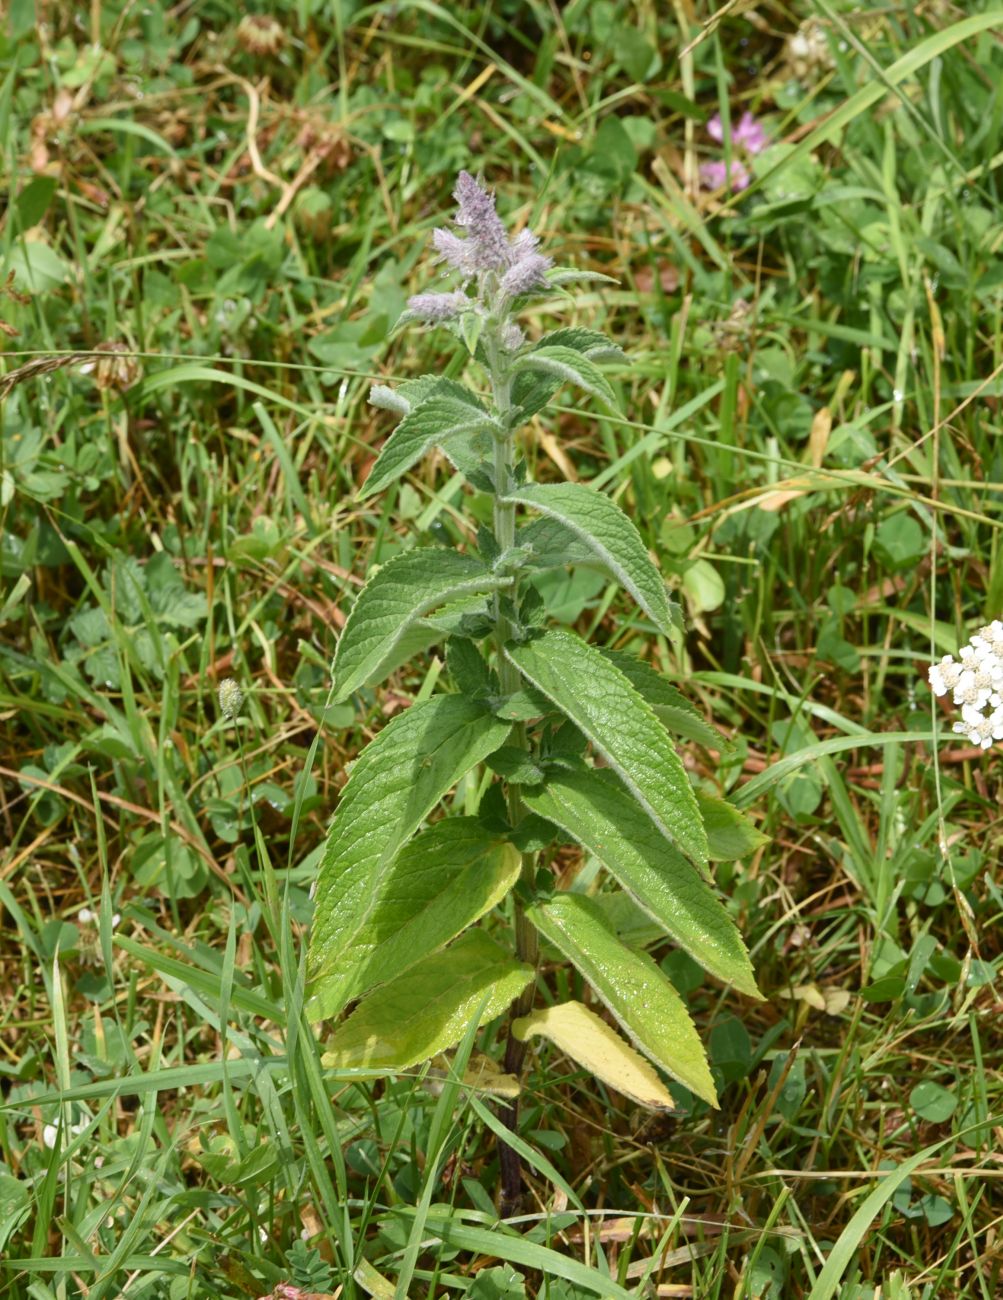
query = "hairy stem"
xmin=486 ymin=324 xmax=539 ymax=1212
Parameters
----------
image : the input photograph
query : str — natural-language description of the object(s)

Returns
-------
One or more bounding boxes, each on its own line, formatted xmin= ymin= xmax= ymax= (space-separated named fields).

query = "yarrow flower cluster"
xmin=928 ymin=621 xmax=1003 ymax=748
xmin=405 ymin=171 xmax=552 ymax=328
xmin=700 ymin=111 xmax=768 ymax=193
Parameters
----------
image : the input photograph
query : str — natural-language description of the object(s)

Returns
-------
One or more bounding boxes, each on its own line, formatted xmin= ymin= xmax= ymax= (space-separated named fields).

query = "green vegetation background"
xmin=1 ymin=1 xmax=1001 ymax=1297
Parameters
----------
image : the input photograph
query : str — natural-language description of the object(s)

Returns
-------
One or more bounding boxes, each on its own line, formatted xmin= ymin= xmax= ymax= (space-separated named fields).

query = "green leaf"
xmin=307 ymin=695 xmax=511 ymax=1014
xmin=519 ymin=516 xmax=599 ymax=569
xmin=513 ymin=1001 xmax=672 ymax=1110
xmin=361 ymin=380 xmax=499 ymax=498
xmin=528 ymin=894 xmax=717 ymax=1105
xmin=507 ymin=629 xmax=707 ymax=868
xmin=505 ymin=483 xmax=673 ymax=634
xmin=696 ymin=790 xmax=769 ymax=862
xmin=322 ymin=930 xmax=533 ymax=1069
xmin=486 ymin=747 xmax=547 ymax=785
xmin=909 ymin=1080 xmax=957 ymax=1123
xmin=308 ymin=818 xmax=521 ymax=1019
xmin=524 ymin=769 xmax=759 ymax=997
xmin=332 ymin=549 xmax=511 ymax=702
xmin=534 ymin=328 xmax=626 ymax=363
xmin=599 ymin=649 xmax=726 ymax=749
xmin=511 ymin=346 xmax=620 ymax=413
xmin=545 ymin=266 xmax=620 ymax=288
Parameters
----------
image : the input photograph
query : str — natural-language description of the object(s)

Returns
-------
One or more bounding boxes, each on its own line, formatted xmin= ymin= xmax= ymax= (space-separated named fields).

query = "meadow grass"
xmin=1 ymin=2 xmax=1002 ymax=1297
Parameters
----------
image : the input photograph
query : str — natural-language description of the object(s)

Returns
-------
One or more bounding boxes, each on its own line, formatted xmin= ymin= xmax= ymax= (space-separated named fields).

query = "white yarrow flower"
xmin=930 ymin=626 xmax=1003 ymax=751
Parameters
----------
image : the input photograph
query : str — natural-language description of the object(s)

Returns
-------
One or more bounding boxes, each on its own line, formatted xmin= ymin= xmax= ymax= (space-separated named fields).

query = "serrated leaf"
xmin=505 ymin=483 xmax=673 ymax=634
xmin=523 ymin=769 xmax=759 ymax=997
xmin=507 ymin=630 xmax=708 ymax=869
xmin=513 ymin=1000 xmax=672 ymax=1110
xmin=512 ymin=346 xmax=619 ymax=413
xmin=528 ymin=893 xmax=717 ymax=1105
xmin=519 ymin=516 xmax=600 ymax=568
xmin=696 ymin=790 xmax=769 ymax=861
xmin=307 ymin=696 xmax=511 ymax=1013
xmin=308 ymin=818 xmax=522 ymax=1019
xmin=486 ymin=746 xmax=547 ymax=784
xmin=361 ymin=380 xmax=499 ymax=498
xmin=322 ymin=931 xmax=534 ymax=1069
xmin=332 ymin=549 xmax=511 ymax=702
xmin=535 ymin=328 xmax=627 ymax=363
xmin=600 ymin=650 xmax=726 ymax=749
xmin=447 ymin=638 xmax=495 ymax=695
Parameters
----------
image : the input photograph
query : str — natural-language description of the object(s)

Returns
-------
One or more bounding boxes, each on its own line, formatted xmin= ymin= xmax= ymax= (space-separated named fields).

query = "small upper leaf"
xmin=506 ymin=629 xmax=708 ymax=869
xmin=307 ymin=694 xmax=511 ymax=1014
xmin=528 ymin=893 xmax=717 ymax=1105
xmin=322 ymin=930 xmax=534 ymax=1070
xmin=505 ymin=483 xmax=674 ymax=635
xmin=361 ymin=379 xmax=499 ymax=498
xmin=332 ymin=548 xmax=512 ymax=703
xmin=512 ymin=346 xmax=619 ymax=414
xmin=513 ymin=1000 xmax=673 ymax=1110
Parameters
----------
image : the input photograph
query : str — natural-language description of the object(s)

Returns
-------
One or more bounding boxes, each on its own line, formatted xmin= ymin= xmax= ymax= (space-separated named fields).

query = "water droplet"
xmin=893 ymin=389 xmax=904 ymax=403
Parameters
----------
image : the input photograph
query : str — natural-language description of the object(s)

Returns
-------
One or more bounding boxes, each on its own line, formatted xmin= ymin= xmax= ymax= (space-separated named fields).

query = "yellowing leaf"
xmin=424 ymin=1051 xmax=521 ymax=1100
xmin=514 ymin=1001 xmax=673 ymax=1111
xmin=322 ymin=931 xmax=533 ymax=1071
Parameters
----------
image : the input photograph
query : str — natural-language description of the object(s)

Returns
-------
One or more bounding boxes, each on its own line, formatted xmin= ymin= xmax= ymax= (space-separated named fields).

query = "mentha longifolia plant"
xmin=306 ymin=171 xmax=765 ymax=1150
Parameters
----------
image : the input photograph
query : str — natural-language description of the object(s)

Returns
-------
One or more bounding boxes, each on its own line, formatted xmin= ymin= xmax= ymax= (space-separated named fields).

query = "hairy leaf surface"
xmin=528 ymin=894 xmax=717 ymax=1105
xmin=599 ymin=649 xmax=725 ymax=750
xmin=323 ymin=931 xmax=534 ymax=1069
xmin=511 ymin=331 xmax=622 ymax=422
xmin=513 ymin=1001 xmax=673 ymax=1110
xmin=524 ymin=770 xmax=759 ymax=997
xmin=332 ymin=549 xmax=511 ymax=703
xmin=512 ymin=346 xmax=619 ymax=413
xmin=361 ymin=380 xmax=498 ymax=498
xmin=507 ymin=629 xmax=707 ymax=868
xmin=307 ymin=695 xmax=511 ymax=1013
xmin=505 ymin=483 xmax=673 ymax=634
xmin=308 ymin=819 xmax=521 ymax=1020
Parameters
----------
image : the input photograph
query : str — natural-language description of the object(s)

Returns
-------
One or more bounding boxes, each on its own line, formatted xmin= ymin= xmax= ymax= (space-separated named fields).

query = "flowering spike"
xmin=500 ymin=252 xmax=552 ymax=301
xmin=451 ymin=170 xmax=511 ymax=271
xmin=406 ymin=290 xmax=470 ymax=322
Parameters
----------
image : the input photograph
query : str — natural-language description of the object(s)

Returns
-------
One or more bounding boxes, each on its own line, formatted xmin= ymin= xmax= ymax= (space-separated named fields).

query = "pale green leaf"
xmin=534 ymin=327 xmax=626 ymax=363
xmin=507 ymin=629 xmax=708 ymax=868
xmin=524 ymin=769 xmax=760 ymax=997
xmin=513 ymin=1000 xmax=673 ymax=1110
xmin=308 ymin=819 xmax=521 ymax=1019
xmin=696 ymin=790 xmax=769 ymax=862
xmin=529 ymin=894 xmax=717 ymax=1105
xmin=512 ymin=345 xmax=619 ymax=412
xmin=546 ymin=266 xmax=620 ymax=288
xmin=322 ymin=931 xmax=534 ymax=1069
xmin=505 ymin=483 xmax=673 ymax=634
xmin=307 ymin=696 xmax=511 ymax=1014
xmin=361 ymin=380 xmax=498 ymax=498
xmin=332 ymin=549 xmax=511 ymax=702
xmin=600 ymin=649 xmax=727 ymax=749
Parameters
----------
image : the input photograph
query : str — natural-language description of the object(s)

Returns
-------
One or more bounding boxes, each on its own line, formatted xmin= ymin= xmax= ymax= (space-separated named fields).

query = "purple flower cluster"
xmin=700 ymin=111 xmax=768 ymax=194
xmin=406 ymin=171 xmax=551 ymax=323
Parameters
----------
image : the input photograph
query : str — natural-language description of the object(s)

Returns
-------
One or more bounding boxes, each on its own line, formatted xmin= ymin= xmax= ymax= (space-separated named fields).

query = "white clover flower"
xmin=43 ymin=1116 xmax=88 ymax=1149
